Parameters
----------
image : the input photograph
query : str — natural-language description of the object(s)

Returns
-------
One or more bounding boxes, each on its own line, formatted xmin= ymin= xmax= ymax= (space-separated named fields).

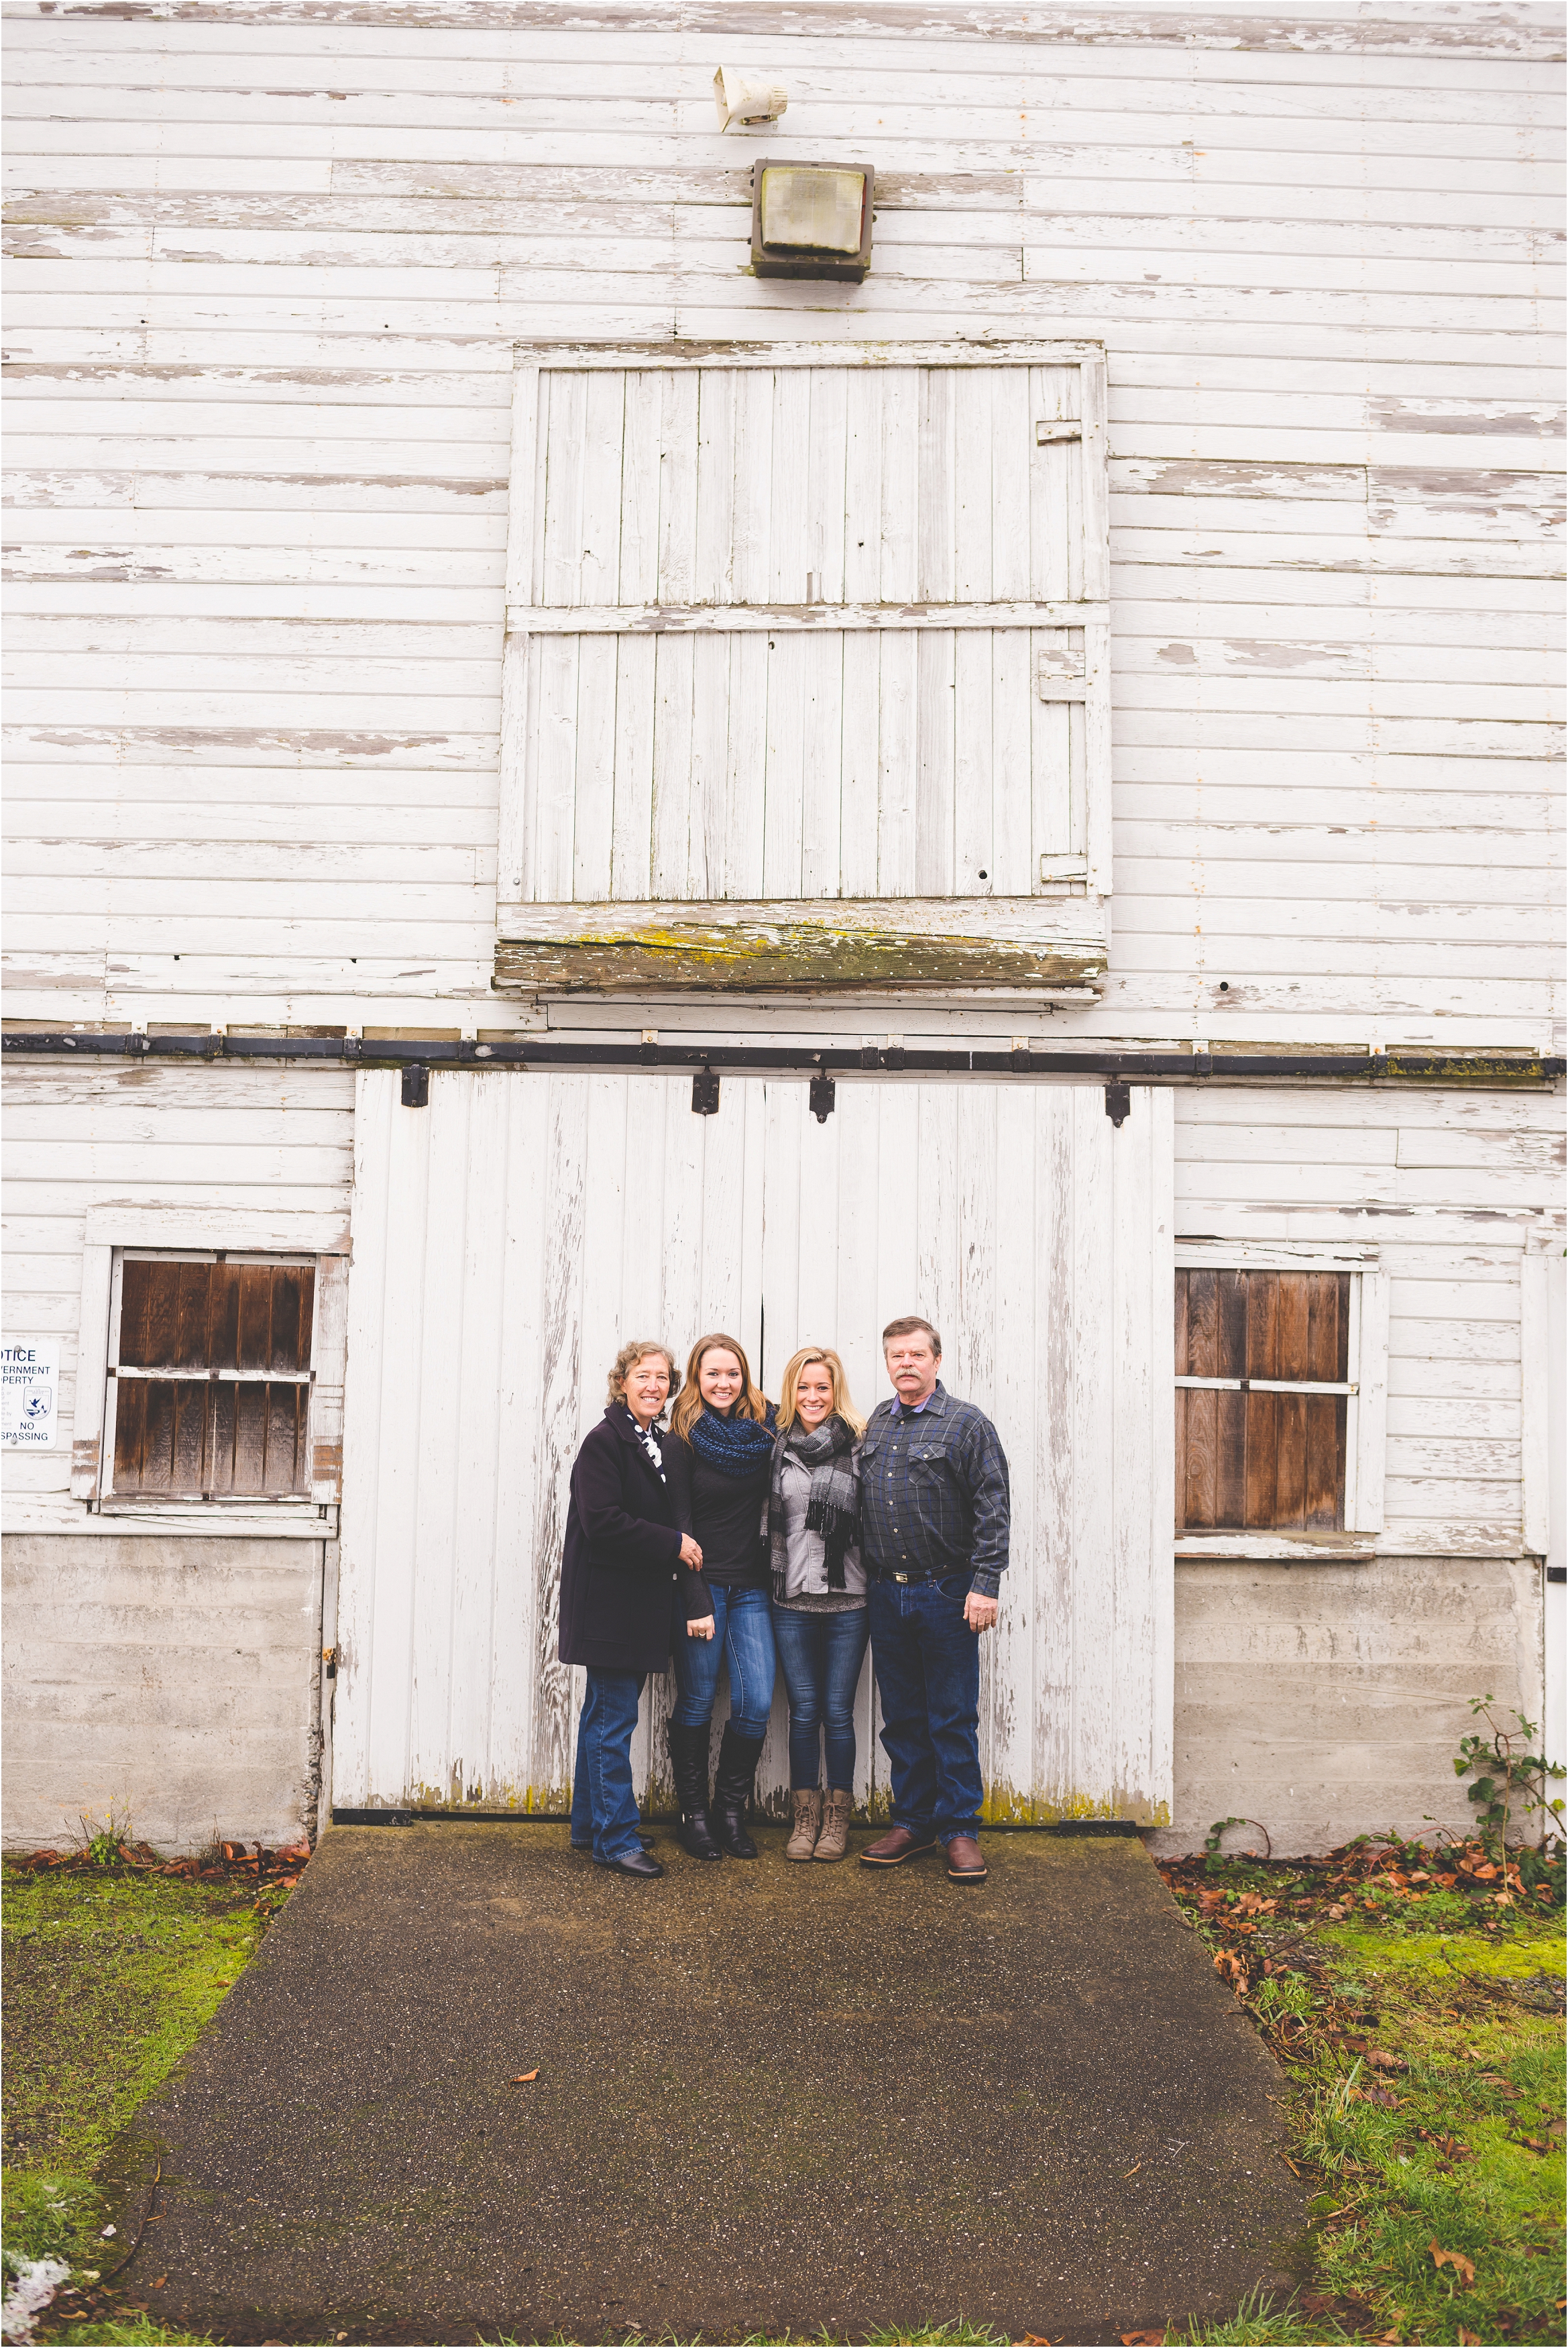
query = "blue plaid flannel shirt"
xmin=858 ymin=1382 xmax=1011 ymax=1599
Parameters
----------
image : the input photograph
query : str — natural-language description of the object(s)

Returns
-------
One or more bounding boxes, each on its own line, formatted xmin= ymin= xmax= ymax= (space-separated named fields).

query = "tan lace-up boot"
xmin=785 ymin=1787 xmax=823 ymax=1862
xmin=814 ymin=1789 xmax=853 ymax=1862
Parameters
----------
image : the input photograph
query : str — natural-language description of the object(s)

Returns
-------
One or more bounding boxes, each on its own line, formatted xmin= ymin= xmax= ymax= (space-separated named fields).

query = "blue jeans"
xmin=771 ymin=1605 xmax=871 ymax=1790
xmin=569 ymin=1669 xmax=646 ymax=1862
xmin=670 ymin=1583 xmax=775 ymax=1740
xmin=867 ymin=1576 xmax=983 ymax=1844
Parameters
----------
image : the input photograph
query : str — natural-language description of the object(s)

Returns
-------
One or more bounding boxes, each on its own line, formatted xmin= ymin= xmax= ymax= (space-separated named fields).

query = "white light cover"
xmin=759 ymin=165 xmax=865 ymax=254
xmin=714 ymin=67 xmax=787 ymax=129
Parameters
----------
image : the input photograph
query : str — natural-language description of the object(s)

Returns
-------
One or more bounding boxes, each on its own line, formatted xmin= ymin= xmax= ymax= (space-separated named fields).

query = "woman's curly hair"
xmin=605 ymin=1340 xmax=680 ymax=1411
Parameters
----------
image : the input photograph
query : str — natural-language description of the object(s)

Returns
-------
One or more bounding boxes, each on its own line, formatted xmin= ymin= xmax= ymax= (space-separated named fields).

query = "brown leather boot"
xmin=814 ymin=1789 xmax=853 ymax=1862
xmin=785 ymin=1788 xmax=822 ymax=1862
xmin=945 ymin=1833 xmax=988 ymax=1882
xmin=858 ymin=1825 xmax=938 ymax=1868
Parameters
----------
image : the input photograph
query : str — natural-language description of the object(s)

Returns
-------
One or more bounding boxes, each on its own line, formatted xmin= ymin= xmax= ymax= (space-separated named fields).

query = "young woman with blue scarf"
xmin=665 ymin=1332 xmax=777 ymax=1861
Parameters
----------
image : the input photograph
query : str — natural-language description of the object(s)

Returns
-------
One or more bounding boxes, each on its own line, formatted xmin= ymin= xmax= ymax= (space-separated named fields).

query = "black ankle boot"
xmin=667 ymin=1720 xmax=724 ymax=1862
xmin=712 ymin=1724 xmax=766 ymax=1860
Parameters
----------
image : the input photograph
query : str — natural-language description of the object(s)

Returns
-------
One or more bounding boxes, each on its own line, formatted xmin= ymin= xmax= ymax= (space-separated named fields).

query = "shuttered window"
xmin=106 ymin=1254 xmax=316 ymax=1499
xmin=1174 ymin=1269 xmax=1352 ymax=1532
xmin=496 ymin=339 xmax=1111 ymax=996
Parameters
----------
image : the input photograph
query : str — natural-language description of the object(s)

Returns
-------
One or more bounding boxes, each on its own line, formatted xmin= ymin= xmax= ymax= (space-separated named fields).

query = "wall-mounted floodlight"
xmin=750 ymin=160 xmax=874 ymax=283
xmin=714 ymin=67 xmax=787 ymax=129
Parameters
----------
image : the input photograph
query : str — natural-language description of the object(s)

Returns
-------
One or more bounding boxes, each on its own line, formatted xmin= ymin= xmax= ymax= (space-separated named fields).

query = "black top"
xmin=558 ymin=1408 xmax=714 ymax=1673
xmin=667 ymin=1435 xmax=771 ymax=1589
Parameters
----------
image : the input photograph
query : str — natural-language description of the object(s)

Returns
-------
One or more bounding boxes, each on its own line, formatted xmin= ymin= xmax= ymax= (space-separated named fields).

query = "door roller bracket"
xmin=1104 ymin=1078 xmax=1131 ymax=1127
xmin=809 ymin=1072 xmax=836 ymax=1122
xmin=691 ymin=1067 xmax=721 ymax=1116
xmin=400 ymin=1063 xmax=429 ymax=1108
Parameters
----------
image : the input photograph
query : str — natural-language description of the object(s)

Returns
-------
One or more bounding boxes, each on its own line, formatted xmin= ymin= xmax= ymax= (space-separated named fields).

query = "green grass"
xmin=1172 ymin=1910 xmax=1566 ymax=2345
xmin=2 ymin=1862 xmax=276 ymax=2345
xmin=42 ymin=2325 xmax=214 ymax=2346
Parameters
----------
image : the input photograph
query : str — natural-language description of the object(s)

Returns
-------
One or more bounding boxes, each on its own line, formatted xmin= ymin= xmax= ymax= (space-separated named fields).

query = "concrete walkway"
xmin=115 ymin=1824 xmax=1304 ymax=2345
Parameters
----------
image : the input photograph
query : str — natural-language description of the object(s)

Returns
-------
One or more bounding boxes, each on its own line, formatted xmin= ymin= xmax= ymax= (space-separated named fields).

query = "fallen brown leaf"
xmin=1458 ymin=2331 xmax=1481 ymax=2343
xmin=152 ymin=2278 xmax=167 ymax=2290
xmin=511 ymin=2068 xmax=539 ymax=2082
xmin=1365 ymin=2049 xmax=1407 ymax=2072
xmin=1430 ymin=2241 xmax=1477 ymax=2287
xmin=1119 ymin=2333 xmax=1166 ymax=2345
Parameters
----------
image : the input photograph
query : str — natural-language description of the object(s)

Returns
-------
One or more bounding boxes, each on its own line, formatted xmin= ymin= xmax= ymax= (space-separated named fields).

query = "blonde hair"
xmin=669 ymin=1331 xmax=769 ymax=1442
xmin=777 ymin=1346 xmax=865 ymax=1439
xmin=606 ymin=1340 xmax=679 ymax=1411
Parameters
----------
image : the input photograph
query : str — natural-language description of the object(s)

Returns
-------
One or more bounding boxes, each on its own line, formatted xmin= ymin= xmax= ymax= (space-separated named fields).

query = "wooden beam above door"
xmin=494 ymin=894 xmax=1107 ymax=994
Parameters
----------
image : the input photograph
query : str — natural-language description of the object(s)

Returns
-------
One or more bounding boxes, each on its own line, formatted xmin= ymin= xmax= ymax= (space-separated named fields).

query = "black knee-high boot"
xmin=712 ymin=1724 xmax=765 ymax=1860
xmin=667 ymin=1720 xmax=724 ymax=1862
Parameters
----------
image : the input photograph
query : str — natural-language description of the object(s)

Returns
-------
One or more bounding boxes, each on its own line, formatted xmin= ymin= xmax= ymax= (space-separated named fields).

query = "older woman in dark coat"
xmin=561 ymin=1338 xmax=714 ymax=1878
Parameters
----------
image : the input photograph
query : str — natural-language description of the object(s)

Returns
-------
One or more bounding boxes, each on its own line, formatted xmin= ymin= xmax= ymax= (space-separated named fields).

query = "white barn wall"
xmin=3 ymin=4 xmax=1563 ymax=1045
xmin=2 ymin=4 xmax=1563 ymax=1853
xmin=0 ymin=1061 xmax=352 ymax=1850
xmin=1157 ymin=1079 xmax=1558 ymax=1854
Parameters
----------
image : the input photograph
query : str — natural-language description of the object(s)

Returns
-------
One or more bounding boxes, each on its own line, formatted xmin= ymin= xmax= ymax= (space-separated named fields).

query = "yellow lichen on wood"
xmin=494 ymin=895 xmax=1107 ymax=994
xmin=981 ymin=1782 xmax=1172 ymax=1828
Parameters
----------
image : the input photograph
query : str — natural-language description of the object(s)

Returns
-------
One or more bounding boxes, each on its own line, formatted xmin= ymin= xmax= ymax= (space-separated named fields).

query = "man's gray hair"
xmin=882 ymin=1314 xmax=942 ymax=1356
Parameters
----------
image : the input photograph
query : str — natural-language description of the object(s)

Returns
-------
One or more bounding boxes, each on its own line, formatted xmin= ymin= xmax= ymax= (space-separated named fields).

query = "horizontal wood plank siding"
xmin=1174 ymin=1084 xmax=1563 ymax=1554
xmin=2 ymin=4 xmax=1561 ymax=1042
xmin=0 ymin=1063 xmax=353 ymax=1517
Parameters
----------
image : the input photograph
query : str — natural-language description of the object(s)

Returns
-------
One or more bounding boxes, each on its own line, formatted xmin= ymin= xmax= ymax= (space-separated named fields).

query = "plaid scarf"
xmin=769 ymin=1414 xmax=860 ymax=1593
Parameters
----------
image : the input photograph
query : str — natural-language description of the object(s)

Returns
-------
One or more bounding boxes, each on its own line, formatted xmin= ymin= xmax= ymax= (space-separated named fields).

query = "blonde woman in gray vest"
xmin=767 ymin=1346 xmax=871 ymax=1863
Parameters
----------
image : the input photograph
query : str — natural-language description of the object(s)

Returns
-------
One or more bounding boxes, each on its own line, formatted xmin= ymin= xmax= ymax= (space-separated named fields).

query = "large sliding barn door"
xmin=335 ymin=1071 xmax=1172 ymax=1824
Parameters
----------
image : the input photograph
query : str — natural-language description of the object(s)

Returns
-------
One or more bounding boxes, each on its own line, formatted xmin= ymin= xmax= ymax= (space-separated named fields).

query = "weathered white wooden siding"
xmin=1 ymin=1063 xmax=355 ymax=1529
xmin=1175 ymin=1084 xmax=1564 ymax=1556
xmin=0 ymin=1060 xmax=353 ymax=1851
xmin=335 ymin=1068 xmax=1174 ymax=1822
xmin=3 ymin=3 xmax=1562 ymax=1043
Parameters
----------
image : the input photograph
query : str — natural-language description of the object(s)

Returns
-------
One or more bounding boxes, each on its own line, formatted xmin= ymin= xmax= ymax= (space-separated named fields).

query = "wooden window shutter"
xmin=496 ymin=341 xmax=1111 ymax=996
xmin=1174 ymin=1269 xmax=1352 ymax=1532
xmin=109 ymin=1257 xmax=317 ymax=1499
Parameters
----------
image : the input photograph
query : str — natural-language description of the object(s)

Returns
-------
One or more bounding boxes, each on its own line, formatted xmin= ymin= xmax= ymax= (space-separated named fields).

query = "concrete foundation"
xmin=1 ymin=1539 xmax=1545 ymax=1860
xmin=1 ymin=1535 xmax=324 ymax=1855
xmin=1152 ymin=1553 xmax=1547 ymax=1858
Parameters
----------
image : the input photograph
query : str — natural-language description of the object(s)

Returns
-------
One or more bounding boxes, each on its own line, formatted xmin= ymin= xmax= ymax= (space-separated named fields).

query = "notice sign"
xmin=2 ymin=1339 xmax=60 ymax=1448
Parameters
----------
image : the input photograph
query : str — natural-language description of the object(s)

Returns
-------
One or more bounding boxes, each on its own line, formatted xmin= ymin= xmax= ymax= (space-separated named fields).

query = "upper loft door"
xmin=494 ymin=341 xmax=1110 ymax=998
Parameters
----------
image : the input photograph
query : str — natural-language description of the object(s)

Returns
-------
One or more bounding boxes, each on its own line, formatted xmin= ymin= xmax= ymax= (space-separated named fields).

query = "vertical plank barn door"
xmin=757 ymin=1080 xmax=1174 ymax=1824
xmin=335 ymin=1073 xmax=1172 ymax=1826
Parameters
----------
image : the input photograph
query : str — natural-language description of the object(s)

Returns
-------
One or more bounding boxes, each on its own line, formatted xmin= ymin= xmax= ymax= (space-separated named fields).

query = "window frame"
xmin=1172 ymin=1240 xmax=1388 ymax=1559
xmin=71 ymin=1208 xmax=347 ymax=1530
xmin=101 ymin=1248 xmax=319 ymax=1508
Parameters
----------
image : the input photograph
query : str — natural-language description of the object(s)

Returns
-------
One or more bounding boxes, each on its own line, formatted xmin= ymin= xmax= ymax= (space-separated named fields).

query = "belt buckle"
xmin=892 ymin=1571 xmax=910 ymax=1584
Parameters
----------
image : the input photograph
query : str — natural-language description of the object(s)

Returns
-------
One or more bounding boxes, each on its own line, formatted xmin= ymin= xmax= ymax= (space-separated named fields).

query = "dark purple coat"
xmin=557 ymin=1407 xmax=713 ymax=1673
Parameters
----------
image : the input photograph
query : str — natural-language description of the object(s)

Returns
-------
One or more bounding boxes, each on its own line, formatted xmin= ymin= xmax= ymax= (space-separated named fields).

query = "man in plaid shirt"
xmin=858 ymin=1314 xmax=1009 ymax=1885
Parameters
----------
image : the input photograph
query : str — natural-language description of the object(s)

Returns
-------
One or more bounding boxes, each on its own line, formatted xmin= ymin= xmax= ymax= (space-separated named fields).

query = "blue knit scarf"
xmin=687 ymin=1403 xmax=776 ymax=1477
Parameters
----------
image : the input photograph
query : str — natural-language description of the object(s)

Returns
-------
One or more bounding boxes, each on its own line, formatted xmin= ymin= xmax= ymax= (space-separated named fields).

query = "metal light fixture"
xmin=750 ymin=159 xmax=874 ymax=283
xmin=714 ymin=67 xmax=787 ymax=130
